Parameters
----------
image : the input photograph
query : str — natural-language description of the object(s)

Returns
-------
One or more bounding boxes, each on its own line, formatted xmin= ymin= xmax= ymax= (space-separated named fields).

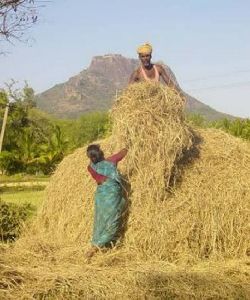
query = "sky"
xmin=1 ymin=0 xmax=250 ymax=118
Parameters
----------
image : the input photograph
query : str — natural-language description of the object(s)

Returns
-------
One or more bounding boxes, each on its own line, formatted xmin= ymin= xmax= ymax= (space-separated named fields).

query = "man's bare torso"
xmin=130 ymin=64 xmax=161 ymax=82
xmin=129 ymin=63 xmax=185 ymax=102
xmin=129 ymin=64 xmax=172 ymax=85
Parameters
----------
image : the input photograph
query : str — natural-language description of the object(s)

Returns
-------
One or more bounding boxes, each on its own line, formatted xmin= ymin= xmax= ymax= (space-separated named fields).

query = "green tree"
xmin=0 ymin=83 xmax=64 ymax=174
xmin=0 ymin=91 xmax=8 ymax=108
xmin=23 ymin=83 xmax=36 ymax=110
xmin=36 ymin=125 xmax=69 ymax=174
xmin=75 ymin=112 xmax=110 ymax=147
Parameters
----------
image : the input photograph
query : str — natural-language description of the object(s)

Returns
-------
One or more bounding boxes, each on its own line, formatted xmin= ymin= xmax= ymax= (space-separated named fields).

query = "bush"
xmin=0 ymin=199 xmax=34 ymax=242
xmin=0 ymin=151 xmax=24 ymax=175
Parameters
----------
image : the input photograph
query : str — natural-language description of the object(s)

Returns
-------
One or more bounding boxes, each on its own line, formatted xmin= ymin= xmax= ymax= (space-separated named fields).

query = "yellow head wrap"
xmin=137 ymin=43 xmax=153 ymax=55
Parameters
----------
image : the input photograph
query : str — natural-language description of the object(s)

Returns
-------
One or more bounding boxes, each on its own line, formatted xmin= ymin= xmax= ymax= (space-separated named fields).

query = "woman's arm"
xmin=107 ymin=148 xmax=128 ymax=164
xmin=87 ymin=165 xmax=107 ymax=184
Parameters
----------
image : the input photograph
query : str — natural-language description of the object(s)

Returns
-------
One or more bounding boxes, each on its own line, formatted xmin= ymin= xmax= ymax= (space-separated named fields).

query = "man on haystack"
xmin=129 ymin=43 xmax=185 ymax=101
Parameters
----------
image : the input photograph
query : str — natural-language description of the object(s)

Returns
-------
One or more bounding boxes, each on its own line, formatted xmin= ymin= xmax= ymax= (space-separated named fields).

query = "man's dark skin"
xmin=129 ymin=53 xmax=185 ymax=101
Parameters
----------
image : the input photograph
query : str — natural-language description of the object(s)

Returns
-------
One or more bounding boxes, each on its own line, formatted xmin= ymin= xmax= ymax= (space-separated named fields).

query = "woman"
xmin=86 ymin=144 xmax=127 ymax=259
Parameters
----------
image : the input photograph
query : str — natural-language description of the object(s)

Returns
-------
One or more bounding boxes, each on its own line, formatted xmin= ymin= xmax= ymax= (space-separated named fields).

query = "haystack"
xmin=1 ymin=82 xmax=250 ymax=299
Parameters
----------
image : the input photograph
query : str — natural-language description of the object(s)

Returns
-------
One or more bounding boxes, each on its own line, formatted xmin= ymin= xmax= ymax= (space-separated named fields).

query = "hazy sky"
xmin=1 ymin=0 xmax=250 ymax=118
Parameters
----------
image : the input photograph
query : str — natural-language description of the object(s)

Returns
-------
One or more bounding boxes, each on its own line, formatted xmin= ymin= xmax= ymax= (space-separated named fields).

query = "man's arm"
xmin=158 ymin=65 xmax=186 ymax=102
xmin=129 ymin=69 xmax=140 ymax=84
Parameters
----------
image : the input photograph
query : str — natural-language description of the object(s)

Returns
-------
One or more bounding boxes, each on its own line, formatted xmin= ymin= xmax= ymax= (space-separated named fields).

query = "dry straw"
xmin=1 ymin=82 xmax=250 ymax=299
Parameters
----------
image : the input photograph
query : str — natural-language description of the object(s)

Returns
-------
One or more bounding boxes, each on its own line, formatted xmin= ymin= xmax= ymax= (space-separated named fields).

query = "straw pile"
xmin=1 ymin=82 xmax=250 ymax=299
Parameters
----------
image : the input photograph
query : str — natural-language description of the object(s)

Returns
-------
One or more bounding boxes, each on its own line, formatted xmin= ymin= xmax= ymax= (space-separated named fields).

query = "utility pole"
xmin=0 ymin=102 xmax=10 ymax=153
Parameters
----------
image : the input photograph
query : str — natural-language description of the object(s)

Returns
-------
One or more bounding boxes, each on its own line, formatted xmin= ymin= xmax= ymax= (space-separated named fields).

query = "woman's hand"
xmin=120 ymin=148 xmax=128 ymax=157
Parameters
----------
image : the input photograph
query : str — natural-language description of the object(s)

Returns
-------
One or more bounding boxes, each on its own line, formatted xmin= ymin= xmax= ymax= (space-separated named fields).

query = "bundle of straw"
xmin=111 ymin=82 xmax=193 ymax=200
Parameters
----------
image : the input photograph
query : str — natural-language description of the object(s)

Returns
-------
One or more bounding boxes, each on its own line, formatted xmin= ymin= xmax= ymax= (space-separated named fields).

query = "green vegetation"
xmin=55 ymin=111 xmax=111 ymax=150
xmin=0 ymin=174 xmax=49 ymax=183
xmin=211 ymin=118 xmax=250 ymax=140
xmin=0 ymin=84 xmax=64 ymax=175
xmin=0 ymin=84 xmax=111 ymax=175
xmin=188 ymin=113 xmax=250 ymax=141
xmin=1 ymin=190 xmax=44 ymax=208
xmin=0 ymin=199 xmax=35 ymax=242
xmin=0 ymin=185 xmax=44 ymax=242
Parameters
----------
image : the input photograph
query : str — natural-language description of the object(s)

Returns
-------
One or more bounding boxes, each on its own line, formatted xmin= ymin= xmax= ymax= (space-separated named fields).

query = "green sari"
xmin=90 ymin=160 xmax=125 ymax=247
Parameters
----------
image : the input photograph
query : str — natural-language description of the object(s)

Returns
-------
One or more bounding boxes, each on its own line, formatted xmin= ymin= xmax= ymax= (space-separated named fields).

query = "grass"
xmin=0 ymin=180 xmax=45 ymax=244
xmin=0 ymin=190 xmax=45 ymax=209
xmin=0 ymin=174 xmax=48 ymax=211
xmin=0 ymin=185 xmax=46 ymax=193
xmin=0 ymin=174 xmax=50 ymax=183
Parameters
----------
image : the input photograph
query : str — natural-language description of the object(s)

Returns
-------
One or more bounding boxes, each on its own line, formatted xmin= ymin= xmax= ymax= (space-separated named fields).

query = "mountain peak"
xmin=88 ymin=54 xmax=138 ymax=83
xmin=36 ymin=54 xmax=231 ymax=120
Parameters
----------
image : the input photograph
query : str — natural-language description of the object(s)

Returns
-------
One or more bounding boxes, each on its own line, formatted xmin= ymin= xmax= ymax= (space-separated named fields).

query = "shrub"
xmin=0 ymin=199 xmax=34 ymax=242
xmin=0 ymin=151 xmax=24 ymax=175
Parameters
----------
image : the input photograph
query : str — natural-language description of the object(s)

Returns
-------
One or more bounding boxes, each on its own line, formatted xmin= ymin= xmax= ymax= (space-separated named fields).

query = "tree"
xmin=75 ymin=112 xmax=110 ymax=147
xmin=36 ymin=125 xmax=69 ymax=174
xmin=0 ymin=90 xmax=8 ymax=107
xmin=23 ymin=82 xmax=36 ymax=110
xmin=0 ymin=0 xmax=46 ymax=50
xmin=0 ymin=81 xmax=29 ymax=152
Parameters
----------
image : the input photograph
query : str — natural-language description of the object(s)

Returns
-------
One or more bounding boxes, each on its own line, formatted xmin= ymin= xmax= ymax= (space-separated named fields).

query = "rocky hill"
xmin=36 ymin=54 xmax=231 ymax=120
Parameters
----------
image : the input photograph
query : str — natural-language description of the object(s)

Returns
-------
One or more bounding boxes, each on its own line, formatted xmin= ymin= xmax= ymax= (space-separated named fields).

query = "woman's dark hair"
xmin=86 ymin=144 xmax=104 ymax=164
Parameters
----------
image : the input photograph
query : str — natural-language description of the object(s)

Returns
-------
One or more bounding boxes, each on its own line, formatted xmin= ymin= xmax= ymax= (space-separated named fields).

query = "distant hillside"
xmin=36 ymin=54 xmax=232 ymax=120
